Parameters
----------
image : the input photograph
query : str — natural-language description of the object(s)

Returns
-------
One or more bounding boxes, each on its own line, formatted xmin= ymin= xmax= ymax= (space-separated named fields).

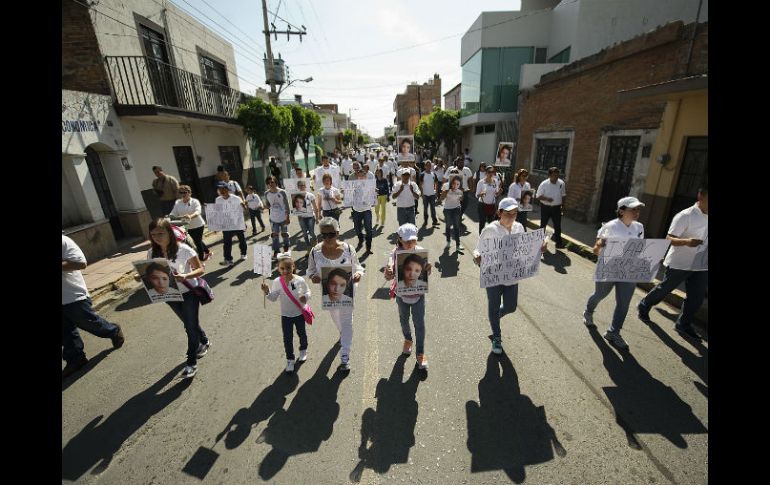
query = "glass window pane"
xmin=461 ymin=50 xmax=482 ymax=117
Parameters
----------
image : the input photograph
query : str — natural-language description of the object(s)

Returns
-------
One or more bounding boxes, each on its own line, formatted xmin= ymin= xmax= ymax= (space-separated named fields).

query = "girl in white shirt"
xmin=261 ymin=255 xmax=311 ymax=373
xmin=440 ymin=174 xmax=464 ymax=251
xmin=582 ymin=197 xmax=646 ymax=351
xmin=475 ymin=166 xmax=502 ymax=234
xmin=507 ymin=169 xmax=531 ymax=230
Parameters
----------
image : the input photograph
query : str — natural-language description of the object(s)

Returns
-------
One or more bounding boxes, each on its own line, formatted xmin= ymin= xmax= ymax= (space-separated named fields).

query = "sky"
xmin=172 ymin=0 xmax=521 ymax=137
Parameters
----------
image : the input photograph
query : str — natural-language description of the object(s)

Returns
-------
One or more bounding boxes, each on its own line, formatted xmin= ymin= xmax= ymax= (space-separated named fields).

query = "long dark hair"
xmin=149 ymin=218 xmax=179 ymax=261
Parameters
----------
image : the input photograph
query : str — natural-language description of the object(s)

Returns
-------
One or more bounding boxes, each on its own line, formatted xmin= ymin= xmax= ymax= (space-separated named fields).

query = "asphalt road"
xmin=62 ymin=201 xmax=708 ymax=484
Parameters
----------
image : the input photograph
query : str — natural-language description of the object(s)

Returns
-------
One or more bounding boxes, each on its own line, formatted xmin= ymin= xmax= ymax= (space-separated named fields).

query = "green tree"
xmin=236 ymin=98 xmax=287 ymax=162
xmin=300 ymin=109 xmax=323 ymax=173
xmin=357 ymin=134 xmax=364 ymax=146
xmin=343 ymin=129 xmax=354 ymax=148
xmin=431 ymin=107 xmax=460 ymax=158
xmin=387 ymin=134 xmax=395 ymax=145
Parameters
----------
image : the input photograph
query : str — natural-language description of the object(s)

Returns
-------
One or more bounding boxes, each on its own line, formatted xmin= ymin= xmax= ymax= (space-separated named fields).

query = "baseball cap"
xmin=397 ymin=223 xmax=418 ymax=241
xmin=498 ymin=197 xmax=519 ymax=211
xmin=398 ymin=168 xmax=410 ymax=176
xmin=216 ymin=182 xmax=229 ymax=190
xmin=617 ymin=196 xmax=645 ymax=209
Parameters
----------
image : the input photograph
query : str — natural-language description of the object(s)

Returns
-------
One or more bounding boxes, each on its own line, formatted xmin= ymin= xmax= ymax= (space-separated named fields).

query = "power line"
xmin=196 ymin=0 xmax=264 ymax=48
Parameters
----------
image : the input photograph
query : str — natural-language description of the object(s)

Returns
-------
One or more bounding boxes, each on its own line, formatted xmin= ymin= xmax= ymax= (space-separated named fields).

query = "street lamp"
xmin=277 ymin=76 xmax=313 ymax=97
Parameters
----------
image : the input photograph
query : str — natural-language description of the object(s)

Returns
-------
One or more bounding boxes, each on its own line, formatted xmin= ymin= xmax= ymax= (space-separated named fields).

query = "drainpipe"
xmin=683 ymin=0 xmax=703 ymax=77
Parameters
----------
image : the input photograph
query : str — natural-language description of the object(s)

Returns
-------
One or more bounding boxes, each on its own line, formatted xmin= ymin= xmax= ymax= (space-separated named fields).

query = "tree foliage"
xmin=413 ymin=107 xmax=461 ymax=157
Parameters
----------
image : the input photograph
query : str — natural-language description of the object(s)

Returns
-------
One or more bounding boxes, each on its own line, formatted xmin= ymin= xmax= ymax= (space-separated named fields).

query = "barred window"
xmin=534 ymin=138 xmax=569 ymax=176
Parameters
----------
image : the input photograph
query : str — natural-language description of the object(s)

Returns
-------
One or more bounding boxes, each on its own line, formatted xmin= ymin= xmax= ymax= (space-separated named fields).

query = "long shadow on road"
xmin=350 ymin=354 xmax=425 ymax=482
xmin=588 ymin=328 xmax=707 ymax=452
xmin=466 ymin=352 xmax=566 ymax=483
xmin=256 ymin=343 xmax=347 ymax=480
xmin=641 ymin=317 xmax=708 ymax=393
xmin=62 ymin=364 xmax=192 ymax=480
xmin=540 ymin=248 xmax=571 ymax=275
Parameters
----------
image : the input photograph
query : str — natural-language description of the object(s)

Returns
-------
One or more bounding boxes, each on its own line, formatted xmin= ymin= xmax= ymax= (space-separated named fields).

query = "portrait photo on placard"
xmin=291 ymin=193 xmax=310 ymax=215
xmin=495 ymin=142 xmax=513 ymax=167
xmin=396 ymin=135 xmax=415 ymax=162
xmin=396 ymin=250 xmax=429 ymax=296
xmin=520 ymin=189 xmax=534 ymax=212
xmin=133 ymin=259 xmax=184 ymax=303
xmin=321 ymin=265 xmax=354 ymax=308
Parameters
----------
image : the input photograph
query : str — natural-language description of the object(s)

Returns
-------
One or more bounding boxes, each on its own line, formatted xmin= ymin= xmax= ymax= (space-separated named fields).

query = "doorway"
xmin=173 ymin=146 xmax=203 ymax=199
xmin=597 ymin=136 xmax=640 ymax=223
xmin=85 ymin=147 xmax=124 ymax=239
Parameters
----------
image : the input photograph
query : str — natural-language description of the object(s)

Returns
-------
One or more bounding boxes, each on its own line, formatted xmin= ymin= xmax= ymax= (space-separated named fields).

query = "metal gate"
xmin=666 ymin=136 xmax=708 ymax=229
xmin=597 ymin=136 xmax=640 ymax=223
xmin=85 ymin=147 xmax=124 ymax=239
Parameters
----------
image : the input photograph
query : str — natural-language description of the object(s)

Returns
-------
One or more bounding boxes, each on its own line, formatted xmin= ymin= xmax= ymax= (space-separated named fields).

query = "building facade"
xmin=393 ymin=74 xmax=442 ymax=136
xmin=62 ymin=0 xmax=252 ymax=261
xmin=443 ymin=83 xmax=462 ymax=111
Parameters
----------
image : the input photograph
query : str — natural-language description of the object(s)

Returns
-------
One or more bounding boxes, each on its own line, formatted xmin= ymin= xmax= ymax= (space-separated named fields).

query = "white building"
xmin=63 ymin=0 xmax=253 ymax=261
xmin=459 ymin=0 xmax=707 ymax=172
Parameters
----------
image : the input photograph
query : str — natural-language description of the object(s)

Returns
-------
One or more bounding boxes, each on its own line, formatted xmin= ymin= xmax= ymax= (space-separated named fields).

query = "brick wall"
xmin=62 ymin=1 xmax=111 ymax=95
xmin=517 ymin=21 xmax=707 ymax=222
xmin=394 ymin=76 xmax=443 ymax=135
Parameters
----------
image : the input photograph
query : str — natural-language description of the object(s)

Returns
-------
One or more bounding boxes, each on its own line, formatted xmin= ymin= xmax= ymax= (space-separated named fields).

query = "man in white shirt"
xmin=62 ymin=234 xmax=125 ymax=378
xmin=392 ymin=169 xmax=421 ymax=226
xmin=443 ymin=157 xmax=474 ymax=218
xmin=419 ymin=160 xmax=439 ymax=226
xmin=362 ymin=163 xmax=376 ymax=180
xmin=350 ymin=170 xmax=375 ymax=254
xmin=313 ymin=156 xmax=340 ymax=193
xmin=536 ymin=167 xmax=567 ymax=247
xmin=215 ymin=182 xmax=248 ymax=265
xmin=637 ymin=186 xmax=708 ymax=340
xmin=341 ymin=155 xmax=354 ymax=181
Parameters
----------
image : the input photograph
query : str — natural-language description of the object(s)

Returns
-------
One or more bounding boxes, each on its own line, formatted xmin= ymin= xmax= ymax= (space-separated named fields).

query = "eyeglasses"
xmin=319 ymin=232 xmax=338 ymax=239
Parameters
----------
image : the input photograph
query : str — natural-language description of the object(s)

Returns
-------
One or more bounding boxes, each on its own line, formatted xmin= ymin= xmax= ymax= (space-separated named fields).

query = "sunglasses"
xmin=319 ymin=232 xmax=338 ymax=239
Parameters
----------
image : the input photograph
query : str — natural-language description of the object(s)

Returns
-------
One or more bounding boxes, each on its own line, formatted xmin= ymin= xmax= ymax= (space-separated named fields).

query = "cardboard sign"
xmin=253 ymin=244 xmax=273 ymax=276
xmin=479 ymin=229 xmax=545 ymax=288
xmin=495 ymin=141 xmax=514 ymax=167
xmin=321 ymin=264 xmax=354 ymax=309
xmin=205 ymin=202 xmax=246 ymax=232
xmin=395 ymin=249 xmax=429 ymax=296
xmin=285 ymin=178 xmax=312 ymax=197
xmin=594 ymin=238 xmax=671 ymax=282
xmin=133 ymin=259 xmax=184 ymax=303
xmin=341 ymin=179 xmax=377 ymax=208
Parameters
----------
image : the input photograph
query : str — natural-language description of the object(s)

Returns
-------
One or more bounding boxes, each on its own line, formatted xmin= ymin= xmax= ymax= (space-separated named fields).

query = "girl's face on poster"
xmin=403 ymin=261 xmax=422 ymax=286
xmin=401 ymin=141 xmax=411 ymax=155
xmin=149 ymin=269 xmax=170 ymax=293
xmin=500 ymin=147 xmax=510 ymax=159
xmin=294 ymin=197 xmax=304 ymax=210
xmin=522 ymin=193 xmax=531 ymax=205
xmin=327 ymin=275 xmax=347 ymax=300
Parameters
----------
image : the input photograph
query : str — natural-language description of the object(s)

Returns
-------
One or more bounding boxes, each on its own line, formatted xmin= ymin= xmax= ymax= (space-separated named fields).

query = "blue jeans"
xmin=352 ymin=210 xmax=373 ymax=248
xmin=249 ymin=209 xmax=266 ymax=232
xmin=396 ymin=296 xmax=426 ymax=354
xmin=444 ymin=208 xmax=461 ymax=243
xmin=222 ymin=230 xmax=247 ymax=261
xmin=271 ymin=221 xmax=289 ymax=253
xmin=297 ymin=216 xmax=316 ymax=246
xmin=485 ymin=284 xmax=519 ymax=340
xmin=282 ymin=315 xmax=308 ymax=360
xmin=61 ymin=297 xmax=120 ymax=363
xmin=585 ymin=281 xmax=636 ymax=333
xmin=167 ymin=291 xmax=208 ymax=366
xmin=422 ymin=194 xmax=437 ymax=224
xmin=397 ymin=206 xmax=416 ymax=226
xmin=638 ymin=267 xmax=708 ymax=329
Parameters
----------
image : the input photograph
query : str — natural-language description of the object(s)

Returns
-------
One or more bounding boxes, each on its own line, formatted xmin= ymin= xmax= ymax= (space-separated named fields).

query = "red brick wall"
xmin=62 ymin=1 xmax=111 ymax=95
xmin=395 ymin=77 xmax=443 ymax=135
xmin=517 ymin=21 xmax=708 ymax=221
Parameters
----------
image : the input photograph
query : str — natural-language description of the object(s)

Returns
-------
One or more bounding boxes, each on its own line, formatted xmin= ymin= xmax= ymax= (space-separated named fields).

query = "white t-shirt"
xmin=442 ymin=183 xmax=463 ymax=210
xmin=434 ymin=167 xmax=445 ymax=183
xmin=597 ymin=218 xmax=644 ymax=240
xmin=475 ymin=179 xmax=500 ymax=205
xmin=293 ymin=192 xmax=317 ymax=218
xmin=265 ymin=190 xmax=290 ymax=223
xmin=377 ymin=163 xmax=391 ymax=178
xmin=473 ymin=221 xmax=525 ymax=286
xmin=266 ymin=275 xmax=311 ymax=317
xmin=393 ymin=181 xmax=421 ymax=207
xmin=170 ymin=198 xmax=205 ymax=229
xmin=536 ymin=179 xmax=566 ymax=206
xmin=663 ymin=204 xmax=708 ymax=271
xmin=318 ymin=187 xmax=342 ymax=211
xmin=444 ymin=166 xmax=473 ymax=191
xmin=314 ymin=165 xmax=340 ymax=188
xmin=62 ymin=235 xmax=89 ymax=305
xmin=226 ymin=180 xmax=243 ymax=196
xmin=245 ymin=193 xmax=264 ymax=210
xmin=341 ymin=158 xmax=353 ymax=176
xmin=508 ymin=181 xmax=531 ymax=201
xmin=421 ymin=171 xmax=438 ymax=196
xmin=146 ymin=243 xmax=199 ymax=294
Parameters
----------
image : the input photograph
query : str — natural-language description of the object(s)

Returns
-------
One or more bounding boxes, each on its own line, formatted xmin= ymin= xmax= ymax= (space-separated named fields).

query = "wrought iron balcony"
xmin=104 ymin=56 xmax=249 ymax=120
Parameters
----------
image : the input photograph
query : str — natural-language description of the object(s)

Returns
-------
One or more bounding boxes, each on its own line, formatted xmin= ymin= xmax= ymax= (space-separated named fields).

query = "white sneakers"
xmin=181 ymin=365 xmax=197 ymax=378
xmin=298 ymin=349 xmax=308 ymax=362
xmin=340 ymin=355 xmax=350 ymax=371
xmin=285 ymin=359 xmax=295 ymax=373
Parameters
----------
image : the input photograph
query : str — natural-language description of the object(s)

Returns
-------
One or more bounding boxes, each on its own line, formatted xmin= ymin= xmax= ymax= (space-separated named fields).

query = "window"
xmin=474 ymin=124 xmax=495 ymax=135
xmin=199 ymin=55 xmax=228 ymax=87
xmin=548 ymin=46 xmax=571 ymax=64
xmin=534 ymin=138 xmax=570 ymax=175
xmin=535 ymin=48 xmax=548 ymax=64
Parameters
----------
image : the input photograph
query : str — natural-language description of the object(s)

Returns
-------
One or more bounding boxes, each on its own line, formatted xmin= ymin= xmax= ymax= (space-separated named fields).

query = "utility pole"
xmin=261 ymin=0 xmax=307 ymax=106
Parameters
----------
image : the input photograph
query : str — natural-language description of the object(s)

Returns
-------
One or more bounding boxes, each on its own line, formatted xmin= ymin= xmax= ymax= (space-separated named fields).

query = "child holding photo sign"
xmin=384 ymin=224 xmax=431 ymax=370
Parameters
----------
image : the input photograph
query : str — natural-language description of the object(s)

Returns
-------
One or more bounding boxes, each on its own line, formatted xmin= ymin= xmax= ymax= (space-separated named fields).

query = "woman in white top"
xmin=475 ymin=166 xmax=502 ymax=234
xmin=582 ymin=197 xmax=646 ymax=351
xmin=440 ymin=173 xmax=464 ymax=251
xmin=307 ymin=217 xmax=364 ymax=371
xmin=170 ymin=185 xmax=211 ymax=261
xmin=317 ymin=173 xmax=343 ymax=221
xmin=507 ymin=169 xmax=531 ymax=230
xmin=136 ymin=218 xmax=209 ymax=378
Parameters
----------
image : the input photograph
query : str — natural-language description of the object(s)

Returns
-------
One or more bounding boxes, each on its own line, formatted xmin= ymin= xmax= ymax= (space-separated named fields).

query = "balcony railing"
xmin=104 ymin=56 xmax=247 ymax=119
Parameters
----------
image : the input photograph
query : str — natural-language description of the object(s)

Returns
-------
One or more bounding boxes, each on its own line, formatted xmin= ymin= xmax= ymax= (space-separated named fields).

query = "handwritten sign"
xmin=285 ymin=178 xmax=311 ymax=197
xmin=395 ymin=249 xmax=429 ymax=296
xmin=341 ymin=180 xmax=377 ymax=208
xmin=253 ymin=244 xmax=273 ymax=276
xmin=205 ymin=203 xmax=246 ymax=232
xmin=479 ymin=229 xmax=545 ymax=288
xmin=313 ymin=167 xmax=341 ymax=190
xmin=133 ymin=259 xmax=184 ymax=303
xmin=321 ymin=264 xmax=354 ymax=309
xmin=594 ymin=238 xmax=671 ymax=282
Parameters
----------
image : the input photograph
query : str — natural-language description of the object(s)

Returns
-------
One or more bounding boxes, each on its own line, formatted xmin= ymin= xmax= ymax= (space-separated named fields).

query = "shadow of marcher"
xmin=114 ymin=288 xmax=152 ymax=312
xmin=61 ymin=364 xmax=193 ymax=480
xmin=641 ymin=317 xmax=708 ymax=393
xmin=62 ymin=348 xmax=115 ymax=392
xmin=587 ymin=328 xmax=707 ymax=449
xmin=197 ymin=265 xmax=231 ymax=290
xmin=435 ymin=248 xmax=460 ymax=278
xmin=257 ymin=343 xmax=347 ymax=480
xmin=350 ymin=355 xmax=424 ymax=482
xmin=540 ymin=248 xmax=571 ymax=275
xmin=231 ymin=268 xmax=256 ymax=287
xmin=655 ymin=308 xmax=709 ymax=341
xmin=215 ymin=372 xmax=299 ymax=450
xmin=465 ymin=352 xmax=565 ymax=483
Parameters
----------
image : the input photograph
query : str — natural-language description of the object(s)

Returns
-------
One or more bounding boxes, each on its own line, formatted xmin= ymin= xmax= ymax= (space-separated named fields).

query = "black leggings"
xmin=187 ymin=226 xmax=209 ymax=259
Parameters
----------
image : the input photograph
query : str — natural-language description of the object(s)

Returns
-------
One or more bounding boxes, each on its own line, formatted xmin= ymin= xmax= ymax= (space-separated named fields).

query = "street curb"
xmin=525 ymin=220 xmax=707 ymax=327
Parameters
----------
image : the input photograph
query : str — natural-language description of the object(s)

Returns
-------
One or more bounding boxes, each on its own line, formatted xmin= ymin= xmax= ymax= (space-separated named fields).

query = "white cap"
xmin=617 ymin=196 xmax=645 ymax=209
xmin=398 ymin=168 xmax=410 ymax=177
xmin=276 ymin=251 xmax=292 ymax=261
xmin=397 ymin=223 xmax=418 ymax=241
xmin=498 ymin=197 xmax=519 ymax=211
